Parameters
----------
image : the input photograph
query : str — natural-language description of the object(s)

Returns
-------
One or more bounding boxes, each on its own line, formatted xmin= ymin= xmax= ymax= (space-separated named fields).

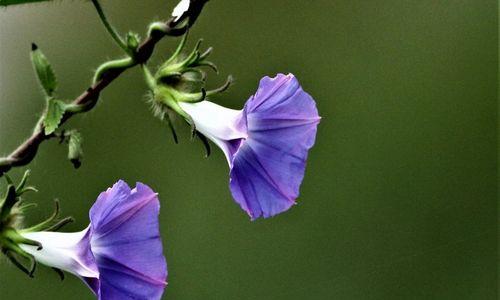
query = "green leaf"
xmin=67 ymin=130 xmax=83 ymax=169
xmin=30 ymin=43 xmax=57 ymax=97
xmin=0 ymin=0 xmax=54 ymax=7
xmin=43 ymin=99 xmax=66 ymax=135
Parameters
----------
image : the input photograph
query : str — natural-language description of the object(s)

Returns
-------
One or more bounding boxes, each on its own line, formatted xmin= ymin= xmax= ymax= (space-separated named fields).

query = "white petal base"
xmin=179 ymin=100 xmax=247 ymax=165
xmin=20 ymin=228 xmax=99 ymax=278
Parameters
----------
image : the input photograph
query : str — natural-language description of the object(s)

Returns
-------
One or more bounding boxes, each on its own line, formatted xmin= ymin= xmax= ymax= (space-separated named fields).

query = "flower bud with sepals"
xmin=0 ymin=170 xmax=73 ymax=278
xmin=144 ymin=33 xmax=232 ymax=153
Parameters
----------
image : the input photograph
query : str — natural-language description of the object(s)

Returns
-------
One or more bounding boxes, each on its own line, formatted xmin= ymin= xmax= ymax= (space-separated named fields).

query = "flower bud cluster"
xmin=145 ymin=34 xmax=232 ymax=146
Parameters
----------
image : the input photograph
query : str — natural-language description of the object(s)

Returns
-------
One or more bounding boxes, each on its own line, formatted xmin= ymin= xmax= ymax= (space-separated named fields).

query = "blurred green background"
xmin=0 ymin=1 xmax=497 ymax=299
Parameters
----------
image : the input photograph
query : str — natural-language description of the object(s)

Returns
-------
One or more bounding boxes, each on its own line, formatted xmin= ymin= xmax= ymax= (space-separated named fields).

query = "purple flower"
xmin=179 ymin=73 xmax=320 ymax=219
xmin=20 ymin=181 xmax=167 ymax=300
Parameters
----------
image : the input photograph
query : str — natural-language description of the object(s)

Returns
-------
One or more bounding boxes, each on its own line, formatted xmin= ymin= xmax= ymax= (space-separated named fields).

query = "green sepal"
xmin=204 ymin=75 xmax=233 ymax=97
xmin=15 ymin=170 xmax=30 ymax=193
xmin=3 ymin=228 xmax=42 ymax=250
xmin=161 ymin=75 xmax=232 ymax=104
xmin=159 ymin=69 xmax=206 ymax=94
xmin=156 ymin=37 xmax=217 ymax=81
xmin=2 ymin=244 xmax=36 ymax=278
xmin=195 ymin=131 xmax=211 ymax=158
xmin=0 ymin=185 xmax=17 ymax=221
xmin=44 ymin=99 xmax=66 ymax=135
xmin=30 ymin=43 xmax=57 ymax=97
xmin=154 ymin=87 xmax=196 ymax=136
xmin=15 ymin=170 xmax=38 ymax=196
xmin=3 ymin=173 xmax=14 ymax=185
xmin=52 ymin=267 xmax=65 ymax=281
xmin=165 ymin=109 xmax=179 ymax=144
xmin=21 ymin=200 xmax=60 ymax=233
xmin=0 ymin=171 xmax=37 ymax=225
xmin=43 ymin=217 xmax=74 ymax=232
xmin=158 ymin=32 xmax=188 ymax=71
xmin=21 ymin=199 xmax=73 ymax=233
xmin=17 ymin=203 xmax=37 ymax=212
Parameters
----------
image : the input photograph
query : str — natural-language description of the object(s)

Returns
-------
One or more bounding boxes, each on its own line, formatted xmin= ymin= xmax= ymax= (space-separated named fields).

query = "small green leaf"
xmin=30 ymin=43 xmax=57 ymax=97
xmin=67 ymin=130 xmax=83 ymax=169
xmin=44 ymin=99 xmax=66 ymax=135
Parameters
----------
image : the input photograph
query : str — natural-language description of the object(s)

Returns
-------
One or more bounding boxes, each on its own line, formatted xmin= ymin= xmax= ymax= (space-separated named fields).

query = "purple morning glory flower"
xmin=19 ymin=180 xmax=167 ymax=300
xmin=179 ymin=73 xmax=320 ymax=219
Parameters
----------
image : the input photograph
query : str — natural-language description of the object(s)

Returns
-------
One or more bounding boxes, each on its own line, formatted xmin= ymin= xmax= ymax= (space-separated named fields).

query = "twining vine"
xmin=0 ymin=2 xmax=320 ymax=297
xmin=0 ymin=0 xmax=209 ymax=177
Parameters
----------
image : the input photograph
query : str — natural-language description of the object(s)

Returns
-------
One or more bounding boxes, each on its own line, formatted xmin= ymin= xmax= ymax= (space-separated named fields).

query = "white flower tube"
xmin=179 ymin=100 xmax=247 ymax=166
xmin=20 ymin=228 xmax=99 ymax=278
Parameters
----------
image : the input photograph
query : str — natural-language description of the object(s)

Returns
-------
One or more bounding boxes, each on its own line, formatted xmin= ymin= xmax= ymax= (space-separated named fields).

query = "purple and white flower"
xmin=179 ymin=73 xmax=320 ymax=219
xmin=19 ymin=180 xmax=167 ymax=300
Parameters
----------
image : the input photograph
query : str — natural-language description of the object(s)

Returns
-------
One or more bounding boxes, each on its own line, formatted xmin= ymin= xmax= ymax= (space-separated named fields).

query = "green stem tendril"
xmin=90 ymin=0 xmax=131 ymax=56
xmin=93 ymin=57 xmax=135 ymax=84
xmin=142 ymin=65 xmax=156 ymax=90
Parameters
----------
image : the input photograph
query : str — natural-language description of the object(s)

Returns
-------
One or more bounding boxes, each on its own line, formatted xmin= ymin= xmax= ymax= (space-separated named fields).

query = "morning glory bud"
xmin=178 ymin=74 xmax=320 ymax=219
xmin=19 ymin=181 xmax=168 ymax=299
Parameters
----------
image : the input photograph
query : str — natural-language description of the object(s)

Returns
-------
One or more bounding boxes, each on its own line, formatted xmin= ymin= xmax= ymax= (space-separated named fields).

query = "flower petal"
xmin=89 ymin=181 xmax=167 ymax=300
xmin=230 ymin=74 xmax=320 ymax=219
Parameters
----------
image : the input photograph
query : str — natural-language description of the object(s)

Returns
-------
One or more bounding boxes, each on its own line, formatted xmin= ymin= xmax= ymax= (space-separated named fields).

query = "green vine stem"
xmin=0 ymin=0 xmax=210 ymax=177
xmin=90 ymin=0 xmax=130 ymax=55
